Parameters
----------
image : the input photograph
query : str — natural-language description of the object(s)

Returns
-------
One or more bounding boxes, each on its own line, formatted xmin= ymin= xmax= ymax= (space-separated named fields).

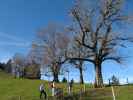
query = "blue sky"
xmin=0 ymin=0 xmax=73 ymax=61
xmin=0 ymin=0 xmax=133 ymax=84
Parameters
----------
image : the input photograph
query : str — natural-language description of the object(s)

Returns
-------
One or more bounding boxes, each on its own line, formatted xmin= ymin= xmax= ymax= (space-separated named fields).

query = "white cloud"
xmin=0 ymin=32 xmax=25 ymax=42
xmin=119 ymin=77 xmax=133 ymax=84
xmin=0 ymin=32 xmax=31 ymax=47
xmin=0 ymin=42 xmax=30 ymax=47
xmin=0 ymin=55 xmax=11 ymax=63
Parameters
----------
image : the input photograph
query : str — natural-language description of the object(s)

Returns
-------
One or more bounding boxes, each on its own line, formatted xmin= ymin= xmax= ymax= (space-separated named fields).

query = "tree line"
xmin=0 ymin=53 xmax=40 ymax=79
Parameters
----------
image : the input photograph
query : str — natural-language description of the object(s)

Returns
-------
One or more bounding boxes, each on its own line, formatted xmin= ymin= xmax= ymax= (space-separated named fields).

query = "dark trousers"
xmin=40 ymin=90 xmax=47 ymax=99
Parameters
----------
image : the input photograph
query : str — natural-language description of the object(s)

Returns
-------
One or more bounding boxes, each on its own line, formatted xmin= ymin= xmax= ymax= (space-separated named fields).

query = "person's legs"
xmin=44 ymin=91 xmax=47 ymax=99
xmin=42 ymin=90 xmax=47 ymax=99
xmin=40 ymin=91 xmax=42 ymax=99
xmin=70 ymin=86 xmax=72 ymax=93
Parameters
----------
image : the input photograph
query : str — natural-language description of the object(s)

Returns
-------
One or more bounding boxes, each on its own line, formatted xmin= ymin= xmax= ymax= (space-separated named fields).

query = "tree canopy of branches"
xmin=36 ymin=23 xmax=70 ymax=82
xmin=68 ymin=0 xmax=133 ymax=87
xmin=69 ymin=33 xmax=89 ymax=84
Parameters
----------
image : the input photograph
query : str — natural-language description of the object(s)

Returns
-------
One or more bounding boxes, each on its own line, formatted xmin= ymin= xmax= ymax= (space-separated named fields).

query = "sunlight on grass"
xmin=0 ymin=70 xmax=133 ymax=100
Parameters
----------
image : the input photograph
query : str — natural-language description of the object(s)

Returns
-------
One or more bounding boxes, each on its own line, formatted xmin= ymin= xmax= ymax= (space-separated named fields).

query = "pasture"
xmin=0 ymin=70 xmax=133 ymax=100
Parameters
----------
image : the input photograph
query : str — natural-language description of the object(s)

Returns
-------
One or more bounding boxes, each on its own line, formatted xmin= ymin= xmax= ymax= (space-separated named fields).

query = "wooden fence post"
xmin=84 ymin=84 xmax=86 ymax=92
xmin=19 ymin=96 xmax=21 ymax=100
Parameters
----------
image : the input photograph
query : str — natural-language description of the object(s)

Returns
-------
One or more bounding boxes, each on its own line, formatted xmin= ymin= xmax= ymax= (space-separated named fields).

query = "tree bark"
xmin=94 ymin=63 xmax=103 ymax=88
xmin=53 ymin=71 xmax=59 ymax=82
xmin=52 ymin=63 xmax=60 ymax=82
xmin=79 ymin=61 xmax=84 ymax=84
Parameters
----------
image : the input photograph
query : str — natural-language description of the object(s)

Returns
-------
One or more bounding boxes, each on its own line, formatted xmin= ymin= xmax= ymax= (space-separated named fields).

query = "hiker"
xmin=70 ymin=79 xmax=73 ymax=92
xmin=68 ymin=82 xmax=71 ymax=94
xmin=51 ymin=81 xmax=55 ymax=96
xmin=39 ymin=83 xmax=47 ymax=99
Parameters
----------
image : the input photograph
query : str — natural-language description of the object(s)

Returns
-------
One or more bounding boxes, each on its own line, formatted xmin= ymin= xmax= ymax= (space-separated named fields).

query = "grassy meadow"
xmin=0 ymin=70 xmax=133 ymax=100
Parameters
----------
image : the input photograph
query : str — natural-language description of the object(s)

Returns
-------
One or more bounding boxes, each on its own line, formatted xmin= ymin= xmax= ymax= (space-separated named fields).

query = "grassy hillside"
xmin=0 ymin=70 xmax=89 ymax=100
xmin=0 ymin=70 xmax=133 ymax=100
xmin=79 ymin=85 xmax=133 ymax=100
xmin=0 ymin=70 xmax=43 ymax=100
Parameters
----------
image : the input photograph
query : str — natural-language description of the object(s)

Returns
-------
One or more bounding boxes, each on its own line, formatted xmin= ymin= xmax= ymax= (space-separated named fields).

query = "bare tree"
xmin=24 ymin=45 xmax=42 ymax=79
xmin=69 ymin=33 xmax=89 ymax=84
xmin=12 ymin=53 xmax=25 ymax=78
xmin=24 ymin=60 xmax=40 ymax=79
xmin=68 ymin=0 xmax=133 ymax=87
xmin=36 ymin=23 xmax=70 ymax=82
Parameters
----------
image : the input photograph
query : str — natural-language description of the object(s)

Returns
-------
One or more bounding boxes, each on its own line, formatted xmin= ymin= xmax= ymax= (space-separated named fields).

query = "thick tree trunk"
xmin=52 ymin=64 xmax=60 ymax=82
xmin=79 ymin=68 xmax=84 ymax=84
xmin=94 ymin=64 xmax=103 ymax=88
xmin=79 ymin=62 xmax=84 ymax=84
xmin=53 ymin=71 xmax=59 ymax=82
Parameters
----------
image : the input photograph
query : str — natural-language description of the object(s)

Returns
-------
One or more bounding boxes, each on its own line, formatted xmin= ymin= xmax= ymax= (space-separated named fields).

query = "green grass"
xmin=0 ymin=70 xmax=90 ymax=100
xmin=0 ymin=70 xmax=133 ymax=100
xmin=114 ymin=85 xmax=133 ymax=100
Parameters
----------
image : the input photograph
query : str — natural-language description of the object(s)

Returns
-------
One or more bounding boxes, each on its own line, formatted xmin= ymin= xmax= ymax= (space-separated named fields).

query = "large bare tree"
xmin=68 ymin=0 xmax=133 ymax=87
xmin=37 ymin=23 xmax=70 ymax=82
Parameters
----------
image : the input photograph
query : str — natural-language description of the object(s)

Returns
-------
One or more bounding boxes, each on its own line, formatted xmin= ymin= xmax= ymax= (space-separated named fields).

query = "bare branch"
xmin=68 ymin=57 xmax=94 ymax=64
xmin=71 ymin=6 xmax=94 ymax=50
xmin=102 ymin=56 xmax=123 ymax=64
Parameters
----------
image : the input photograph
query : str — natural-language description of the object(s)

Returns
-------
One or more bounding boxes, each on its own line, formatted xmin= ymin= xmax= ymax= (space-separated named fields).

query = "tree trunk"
xmin=52 ymin=64 xmax=60 ymax=82
xmin=53 ymin=72 xmax=59 ymax=82
xmin=94 ymin=63 xmax=103 ymax=88
xmin=79 ymin=62 xmax=84 ymax=84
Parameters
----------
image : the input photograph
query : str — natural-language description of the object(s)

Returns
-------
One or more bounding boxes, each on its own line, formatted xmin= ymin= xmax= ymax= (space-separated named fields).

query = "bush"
xmin=62 ymin=77 xmax=67 ymax=83
xmin=111 ymin=75 xmax=119 ymax=85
